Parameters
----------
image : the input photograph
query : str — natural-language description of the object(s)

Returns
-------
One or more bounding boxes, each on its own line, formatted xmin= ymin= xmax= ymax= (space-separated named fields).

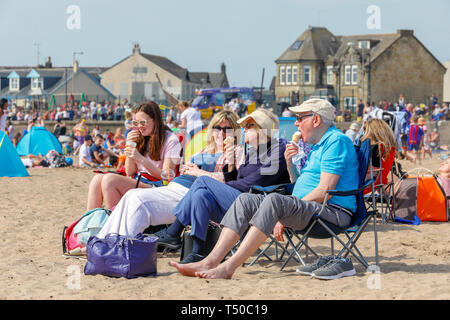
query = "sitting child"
xmin=78 ymin=135 xmax=98 ymax=168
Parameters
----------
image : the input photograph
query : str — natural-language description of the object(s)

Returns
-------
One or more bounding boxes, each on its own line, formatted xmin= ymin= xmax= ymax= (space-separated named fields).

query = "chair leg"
xmin=373 ymin=214 xmax=379 ymax=266
xmin=305 ymin=238 xmax=309 ymax=262
xmin=280 ymin=232 xmax=307 ymax=271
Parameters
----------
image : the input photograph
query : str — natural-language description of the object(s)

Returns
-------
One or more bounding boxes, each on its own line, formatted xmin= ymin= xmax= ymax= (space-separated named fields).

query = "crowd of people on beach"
xmin=3 ymin=99 xmax=137 ymax=123
xmin=341 ymin=94 xmax=448 ymax=165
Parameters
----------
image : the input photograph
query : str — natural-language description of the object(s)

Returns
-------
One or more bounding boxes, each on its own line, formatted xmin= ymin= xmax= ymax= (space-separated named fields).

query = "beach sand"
xmin=0 ymin=156 xmax=449 ymax=300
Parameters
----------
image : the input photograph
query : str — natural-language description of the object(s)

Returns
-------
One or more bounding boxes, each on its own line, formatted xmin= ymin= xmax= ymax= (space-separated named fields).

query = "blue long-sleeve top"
xmin=223 ymin=138 xmax=290 ymax=192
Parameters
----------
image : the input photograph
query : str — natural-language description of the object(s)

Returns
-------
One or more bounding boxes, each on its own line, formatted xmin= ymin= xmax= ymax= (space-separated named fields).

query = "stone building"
xmin=444 ymin=61 xmax=450 ymax=103
xmin=275 ymin=27 xmax=446 ymax=110
xmin=100 ymin=44 xmax=229 ymax=105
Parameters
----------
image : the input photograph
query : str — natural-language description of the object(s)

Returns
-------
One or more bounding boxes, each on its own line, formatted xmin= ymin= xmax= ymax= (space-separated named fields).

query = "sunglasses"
xmin=213 ymin=126 xmax=233 ymax=132
xmin=243 ymin=123 xmax=256 ymax=130
xmin=295 ymin=113 xmax=314 ymax=122
xmin=132 ymin=120 xmax=147 ymax=127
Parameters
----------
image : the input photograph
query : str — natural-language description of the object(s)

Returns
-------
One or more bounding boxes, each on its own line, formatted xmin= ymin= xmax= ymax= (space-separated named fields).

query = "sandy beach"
xmin=0 ymin=156 xmax=449 ymax=300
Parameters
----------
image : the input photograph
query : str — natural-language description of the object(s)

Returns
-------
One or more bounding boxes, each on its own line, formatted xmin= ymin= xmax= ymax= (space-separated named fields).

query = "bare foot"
xmin=169 ymin=259 xmax=217 ymax=277
xmin=195 ymin=265 xmax=234 ymax=279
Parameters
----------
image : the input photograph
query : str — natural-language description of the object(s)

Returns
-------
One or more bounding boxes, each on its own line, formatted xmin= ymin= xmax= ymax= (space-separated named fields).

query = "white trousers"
xmin=97 ymin=182 xmax=189 ymax=238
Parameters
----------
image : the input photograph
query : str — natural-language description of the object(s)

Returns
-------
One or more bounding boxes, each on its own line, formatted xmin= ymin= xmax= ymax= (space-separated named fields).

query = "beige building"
xmin=100 ymin=44 xmax=229 ymax=105
xmin=275 ymin=27 xmax=446 ymax=110
xmin=444 ymin=61 xmax=450 ymax=103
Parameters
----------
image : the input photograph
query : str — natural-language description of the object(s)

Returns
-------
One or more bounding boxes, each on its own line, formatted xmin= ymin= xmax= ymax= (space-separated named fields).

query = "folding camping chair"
xmin=279 ymin=139 xmax=380 ymax=271
xmin=363 ymin=145 xmax=396 ymax=223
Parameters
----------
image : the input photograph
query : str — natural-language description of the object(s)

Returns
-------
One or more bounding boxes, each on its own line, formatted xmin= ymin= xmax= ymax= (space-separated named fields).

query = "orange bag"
xmin=416 ymin=176 xmax=448 ymax=222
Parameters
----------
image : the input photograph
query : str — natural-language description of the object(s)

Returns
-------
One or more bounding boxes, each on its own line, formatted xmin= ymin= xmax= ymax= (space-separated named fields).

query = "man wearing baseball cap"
xmin=171 ymin=99 xmax=360 ymax=280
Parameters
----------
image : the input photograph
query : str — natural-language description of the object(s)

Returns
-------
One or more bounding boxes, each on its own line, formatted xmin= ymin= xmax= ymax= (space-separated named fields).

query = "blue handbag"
xmin=84 ymin=233 xmax=158 ymax=279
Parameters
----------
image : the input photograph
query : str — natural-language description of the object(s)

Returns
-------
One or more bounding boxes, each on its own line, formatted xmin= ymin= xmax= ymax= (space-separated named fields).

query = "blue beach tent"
xmin=16 ymin=126 xmax=62 ymax=156
xmin=0 ymin=131 xmax=29 ymax=177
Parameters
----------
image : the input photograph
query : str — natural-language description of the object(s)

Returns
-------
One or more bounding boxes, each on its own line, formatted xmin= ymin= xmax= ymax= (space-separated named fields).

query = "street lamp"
xmin=71 ymin=51 xmax=84 ymax=107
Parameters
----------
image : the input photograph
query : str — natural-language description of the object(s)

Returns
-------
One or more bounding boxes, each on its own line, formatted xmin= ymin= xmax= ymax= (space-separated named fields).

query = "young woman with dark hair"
xmin=85 ymin=101 xmax=181 ymax=210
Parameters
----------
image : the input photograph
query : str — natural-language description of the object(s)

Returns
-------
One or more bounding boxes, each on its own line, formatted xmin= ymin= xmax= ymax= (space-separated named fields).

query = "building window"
xmin=286 ymin=66 xmax=292 ymax=85
xmin=280 ymin=66 xmax=286 ymax=85
xmin=292 ymin=66 xmax=298 ymax=84
xmin=344 ymin=65 xmax=351 ymax=85
xmin=133 ymin=67 xmax=148 ymax=74
xmin=303 ymin=65 xmax=311 ymax=84
xmin=291 ymin=40 xmax=304 ymax=50
xmin=352 ymin=65 xmax=358 ymax=84
xmin=9 ymin=78 xmax=19 ymax=91
xmin=344 ymin=97 xmax=356 ymax=110
xmin=327 ymin=66 xmax=333 ymax=84
xmin=31 ymin=78 xmax=43 ymax=90
xmin=358 ymin=40 xmax=370 ymax=49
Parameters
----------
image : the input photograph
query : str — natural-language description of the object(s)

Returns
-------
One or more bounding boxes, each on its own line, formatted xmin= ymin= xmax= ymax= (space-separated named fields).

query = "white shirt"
xmin=79 ymin=143 xmax=92 ymax=165
xmin=181 ymin=107 xmax=203 ymax=134
xmin=136 ymin=130 xmax=181 ymax=173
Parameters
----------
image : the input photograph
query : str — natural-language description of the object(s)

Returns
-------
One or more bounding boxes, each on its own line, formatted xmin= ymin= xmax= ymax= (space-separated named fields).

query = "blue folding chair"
xmin=279 ymin=139 xmax=379 ymax=271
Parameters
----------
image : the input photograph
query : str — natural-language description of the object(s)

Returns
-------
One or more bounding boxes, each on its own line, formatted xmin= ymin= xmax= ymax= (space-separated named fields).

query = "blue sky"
xmin=1 ymin=0 xmax=449 ymax=87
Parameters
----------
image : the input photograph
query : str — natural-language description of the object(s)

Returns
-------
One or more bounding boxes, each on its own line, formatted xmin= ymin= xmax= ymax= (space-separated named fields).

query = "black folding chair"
xmin=279 ymin=139 xmax=380 ymax=271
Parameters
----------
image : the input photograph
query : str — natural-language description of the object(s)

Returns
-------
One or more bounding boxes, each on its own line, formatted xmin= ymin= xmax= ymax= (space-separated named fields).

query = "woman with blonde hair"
xmin=360 ymin=118 xmax=397 ymax=192
xmin=96 ymin=110 xmax=244 ymax=239
xmin=155 ymin=108 xmax=290 ymax=264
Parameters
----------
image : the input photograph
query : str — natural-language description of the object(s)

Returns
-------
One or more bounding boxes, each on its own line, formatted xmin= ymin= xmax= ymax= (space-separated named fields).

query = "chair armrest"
xmin=250 ymin=183 xmax=295 ymax=195
xmin=135 ymin=171 xmax=163 ymax=188
xmin=327 ymin=179 xmax=375 ymax=197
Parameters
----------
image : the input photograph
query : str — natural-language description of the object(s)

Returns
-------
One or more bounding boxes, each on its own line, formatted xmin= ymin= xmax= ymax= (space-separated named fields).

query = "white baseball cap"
xmin=289 ymin=99 xmax=336 ymax=122
xmin=237 ymin=108 xmax=279 ymax=132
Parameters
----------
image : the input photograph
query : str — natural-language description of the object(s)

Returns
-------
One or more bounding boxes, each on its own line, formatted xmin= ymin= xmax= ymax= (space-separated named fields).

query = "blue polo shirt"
xmin=292 ymin=126 xmax=359 ymax=212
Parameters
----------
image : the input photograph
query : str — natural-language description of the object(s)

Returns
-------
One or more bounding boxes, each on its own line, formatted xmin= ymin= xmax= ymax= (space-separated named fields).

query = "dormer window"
xmin=7 ymin=71 xmax=20 ymax=92
xmin=27 ymin=69 xmax=43 ymax=91
xmin=9 ymin=78 xmax=19 ymax=91
xmin=358 ymin=40 xmax=370 ymax=49
xmin=31 ymin=77 xmax=43 ymax=90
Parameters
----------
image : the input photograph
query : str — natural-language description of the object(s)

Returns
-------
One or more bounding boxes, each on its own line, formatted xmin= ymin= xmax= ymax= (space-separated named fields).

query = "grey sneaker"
xmin=312 ymin=258 xmax=356 ymax=280
xmin=296 ymin=256 xmax=335 ymax=276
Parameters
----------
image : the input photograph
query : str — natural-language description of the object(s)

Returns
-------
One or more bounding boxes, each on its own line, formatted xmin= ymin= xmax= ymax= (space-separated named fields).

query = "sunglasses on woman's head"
xmin=132 ymin=120 xmax=147 ymax=127
xmin=213 ymin=126 xmax=233 ymax=132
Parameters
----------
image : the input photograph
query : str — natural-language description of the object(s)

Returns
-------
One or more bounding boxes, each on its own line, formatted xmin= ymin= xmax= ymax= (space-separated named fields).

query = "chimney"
xmin=45 ymin=56 xmax=53 ymax=68
xmin=221 ymin=62 xmax=226 ymax=75
xmin=73 ymin=60 xmax=79 ymax=73
xmin=133 ymin=43 xmax=141 ymax=55
xmin=397 ymin=29 xmax=414 ymax=37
